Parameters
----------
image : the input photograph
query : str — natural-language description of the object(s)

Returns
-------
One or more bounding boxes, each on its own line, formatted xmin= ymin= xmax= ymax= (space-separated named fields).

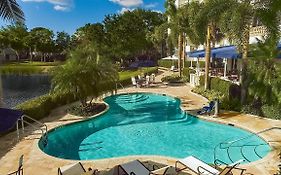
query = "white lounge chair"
xmin=175 ymin=156 xmax=245 ymax=175
xmin=145 ymin=75 xmax=150 ymax=87
xmin=150 ymin=74 xmax=155 ymax=83
xmin=118 ymin=160 xmax=171 ymax=175
xmin=58 ymin=162 xmax=86 ymax=175
xmin=131 ymin=77 xmax=138 ymax=87
xmin=7 ymin=155 xmax=23 ymax=175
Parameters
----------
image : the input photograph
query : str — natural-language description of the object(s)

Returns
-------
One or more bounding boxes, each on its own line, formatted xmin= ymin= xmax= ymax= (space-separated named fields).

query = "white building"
xmin=0 ymin=48 xmax=17 ymax=62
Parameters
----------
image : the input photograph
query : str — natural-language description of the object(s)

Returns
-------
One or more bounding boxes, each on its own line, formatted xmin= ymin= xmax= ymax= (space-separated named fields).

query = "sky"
xmin=0 ymin=0 xmax=166 ymax=35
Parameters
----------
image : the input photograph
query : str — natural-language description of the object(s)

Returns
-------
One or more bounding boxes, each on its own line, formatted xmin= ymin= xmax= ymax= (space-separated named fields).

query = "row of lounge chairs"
xmin=131 ymin=74 xmax=156 ymax=88
xmin=56 ymin=155 xmax=246 ymax=175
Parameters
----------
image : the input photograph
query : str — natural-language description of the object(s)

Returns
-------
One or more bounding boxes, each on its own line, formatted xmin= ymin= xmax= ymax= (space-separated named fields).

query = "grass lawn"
xmin=119 ymin=67 xmax=157 ymax=81
xmin=0 ymin=61 xmax=63 ymax=75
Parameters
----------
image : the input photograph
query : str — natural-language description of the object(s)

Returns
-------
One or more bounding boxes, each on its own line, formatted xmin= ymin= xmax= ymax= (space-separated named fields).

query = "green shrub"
xmin=161 ymin=74 xmax=182 ymax=83
xmin=158 ymin=60 xmax=177 ymax=68
xmin=15 ymin=93 xmax=78 ymax=120
xmin=241 ymin=105 xmax=263 ymax=116
xmin=261 ymin=105 xmax=281 ymax=120
xmin=192 ymin=87 xmax=241 ymax=111
xmin=16 ymin=95 xmax=54 ymax=120
xmin=158 ymin=60 xmax=193 ymax=68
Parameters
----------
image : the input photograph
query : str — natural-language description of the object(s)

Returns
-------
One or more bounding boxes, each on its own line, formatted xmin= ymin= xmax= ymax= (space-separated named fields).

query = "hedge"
xmin=15 ymin=67 xmax=158 ymax=120
xmin=158 ymin=60 xmax=205 ymax=69
xmin=199 ymin=76 xmax=240 ymax=99
xmin=195 ymin=76 xmax=241 ymax=111
xmin=16 ymin=93 xmax=77 ymax=120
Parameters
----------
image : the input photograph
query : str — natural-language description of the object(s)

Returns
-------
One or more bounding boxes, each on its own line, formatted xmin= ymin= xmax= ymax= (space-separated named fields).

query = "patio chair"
xmin=150 ymin=74 xmax=156 ymax=83
xmin=118 ymin=160 xmax=171 ymax=175
xmin=175 ymin=156 xmax=245 ymax=175
xmin=197 ymin=101 xmax=215 ymax=115
xmin=58 ymin=162 xmax=86 ymax=175
xmin=7 ymin=155 xmax=23 ymax=175
xmin=131 ymin=77 xmax=138 ymax=87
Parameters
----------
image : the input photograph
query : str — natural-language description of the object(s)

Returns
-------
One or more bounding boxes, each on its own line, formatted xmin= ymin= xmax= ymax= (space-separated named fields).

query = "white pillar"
xmin=223 ymin=58 xmax=227 ymax=78
xmin=196 ymin=57 xmax=200 ymax=76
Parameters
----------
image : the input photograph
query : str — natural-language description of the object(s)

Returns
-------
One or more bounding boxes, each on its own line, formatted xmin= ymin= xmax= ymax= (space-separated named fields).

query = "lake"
xmin=2 ymin=74 xmax=51 ymax=108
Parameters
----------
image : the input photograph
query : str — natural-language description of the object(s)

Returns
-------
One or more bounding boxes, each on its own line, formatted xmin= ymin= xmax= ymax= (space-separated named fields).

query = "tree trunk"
xmin=182 ymin=34 xmax=186 ymax=69
xmin=204 ymin=25 xmax=211 ymax=90
xmin=240 ymin=25 xmax=250 ymax=104
xmin=178 ymin=34 xmax=183 ymax=77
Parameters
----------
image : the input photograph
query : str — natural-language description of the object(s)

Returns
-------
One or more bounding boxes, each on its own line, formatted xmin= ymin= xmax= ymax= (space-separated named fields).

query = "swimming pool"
xmin=39 ymin=93 xmax=270 ymax=164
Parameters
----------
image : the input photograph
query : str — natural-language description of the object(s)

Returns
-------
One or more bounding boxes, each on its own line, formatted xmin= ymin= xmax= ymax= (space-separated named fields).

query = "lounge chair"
xmin=150 ymin=74 xmax=155 ymax=83
xmin=7 ymin=155 xmax=23 ymax=175
xmin=175 ymin=156 xmax=245 ymax=175
xmin=118 ymin=160 xmax=171 ymax=175
xmin=131 ymin=77 xmax=138 ymax=87
xmin=197 ymin=101 xmax=215 ymax=115
xmin=58 ymin=162 xmax=86 ymax=175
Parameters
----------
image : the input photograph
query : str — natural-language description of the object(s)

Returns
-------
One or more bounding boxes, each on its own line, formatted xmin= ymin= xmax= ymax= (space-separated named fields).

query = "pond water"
xmin=2 ymin=74 xmax=51 ymax=108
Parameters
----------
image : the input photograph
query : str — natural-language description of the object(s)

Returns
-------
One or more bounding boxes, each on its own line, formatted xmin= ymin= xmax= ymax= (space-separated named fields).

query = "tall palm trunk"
xmin=178 ymin=33 xmax=183 ymax=77
xmin=204 ymin=25 xmax=211 ymax=90
xmin=240 ymin=25 xmax=250 ymax=104
xmin=182 ymin=34 xmax=186 ymax=69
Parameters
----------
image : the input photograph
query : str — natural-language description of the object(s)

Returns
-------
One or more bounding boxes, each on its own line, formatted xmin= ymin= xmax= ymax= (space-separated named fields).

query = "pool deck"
xmin=0 ymin=69 xmax=280 ymax=175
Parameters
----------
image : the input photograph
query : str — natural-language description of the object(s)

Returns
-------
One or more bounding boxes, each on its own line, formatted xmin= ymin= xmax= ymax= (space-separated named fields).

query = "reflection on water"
xmin=2 ymin=74 xmax=51 ymax=108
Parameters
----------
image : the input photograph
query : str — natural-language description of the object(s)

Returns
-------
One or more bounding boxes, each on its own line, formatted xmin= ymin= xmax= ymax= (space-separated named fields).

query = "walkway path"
xmin=0 ymin=69 xmax=280 ymax=175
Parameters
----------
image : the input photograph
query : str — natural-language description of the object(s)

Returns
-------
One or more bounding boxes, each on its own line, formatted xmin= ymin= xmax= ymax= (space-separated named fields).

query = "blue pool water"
xmin=39 ymin=93 xmax=270 ymax=163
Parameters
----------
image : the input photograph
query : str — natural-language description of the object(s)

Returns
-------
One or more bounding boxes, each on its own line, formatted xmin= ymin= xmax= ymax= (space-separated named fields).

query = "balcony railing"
xmin=250 ymin=26 xmax=267 ymax=37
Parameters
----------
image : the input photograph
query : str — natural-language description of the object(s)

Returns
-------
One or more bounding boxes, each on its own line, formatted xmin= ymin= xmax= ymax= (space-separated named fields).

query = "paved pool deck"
xmin=0 ymin=69 xmax=280 ymax=175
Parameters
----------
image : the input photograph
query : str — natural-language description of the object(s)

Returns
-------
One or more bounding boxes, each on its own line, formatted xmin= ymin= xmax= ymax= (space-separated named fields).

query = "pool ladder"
xmin=213 ymin=127 xmax=281 ymax=163
xmin=16 ymin=115 xmax=48 ymax=144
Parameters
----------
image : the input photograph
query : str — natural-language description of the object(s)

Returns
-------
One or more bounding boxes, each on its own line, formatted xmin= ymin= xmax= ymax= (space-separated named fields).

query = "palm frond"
xmin=0 ymin=0 xmax=24 ymax=22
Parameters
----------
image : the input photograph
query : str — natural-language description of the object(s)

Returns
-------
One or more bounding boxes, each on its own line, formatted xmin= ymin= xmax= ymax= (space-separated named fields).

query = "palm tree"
xmin=51 ymin=47 xmax=118 ymax=108
xmin=0 ymin=0 xmax=24 ymax=107
xmin=219 ymin=0 xmax=281 ymax=104
xmin=248 ymin=37 xmax=281 ymax=105
xmin=0 ymin=0 xmax=24 ymax=22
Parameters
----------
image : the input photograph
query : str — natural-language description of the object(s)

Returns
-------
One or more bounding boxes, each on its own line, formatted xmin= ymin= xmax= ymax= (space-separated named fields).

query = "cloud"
xmin=109 ymin=0 xmax=143 ymax=7
xmin=21 ymin=0 xmax=73 ymax=11
xmin=54 ymin=5 xmax=69 ymax=11
xmin=144 ymin=3 xmax=158 ymax=8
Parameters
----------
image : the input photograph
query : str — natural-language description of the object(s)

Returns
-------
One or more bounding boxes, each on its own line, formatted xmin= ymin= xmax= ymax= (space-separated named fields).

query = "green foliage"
xmin=0 ymin=0 xmax=24 ymax=22
xmin=51 ymin=47 xmax=118 ymax=107
xmin=67 ymin=103 xmax=106 ymax=117
xmin=158 ymin=60 xmax=178 ymax=68
xmin=261 ymin=105 xmax=281 ymax=120
xmin=104 ymin=9 xmax=165 ymax=60
xmin=161 ymin=74 xmax=182 ymax=83
xmin=16 ymin=95 xmax=54 ymax=120
xmin=15 ymin=93 xmax=77 ymax=120
xmin=241 ymin=105 xmax=263 ymax=116
xmin=247 ymin=38 xmax=281 ymax=105
xmin=195 ymin=77 xmax=241 ymax=111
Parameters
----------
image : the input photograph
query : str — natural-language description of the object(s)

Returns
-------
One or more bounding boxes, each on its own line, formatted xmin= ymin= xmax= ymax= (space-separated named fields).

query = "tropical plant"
xmin=247 ymin=37 xmax=281 ymax=105
xmin=219 ymin=0 xmax=281 ymax=104
xmin=0 ymin=22 xmax=29 ymax=60
xmin=0 ymin=0 xmax=24 ymax=22
xmin=27 ymin=27 xmax=55 ymax=62
xmin=51 ymin=47 xmax=118 ymax=108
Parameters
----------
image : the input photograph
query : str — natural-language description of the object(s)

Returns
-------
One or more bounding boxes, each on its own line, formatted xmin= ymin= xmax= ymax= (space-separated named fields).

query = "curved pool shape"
xmin=39 ymin=93 xmax=270 ymax=164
